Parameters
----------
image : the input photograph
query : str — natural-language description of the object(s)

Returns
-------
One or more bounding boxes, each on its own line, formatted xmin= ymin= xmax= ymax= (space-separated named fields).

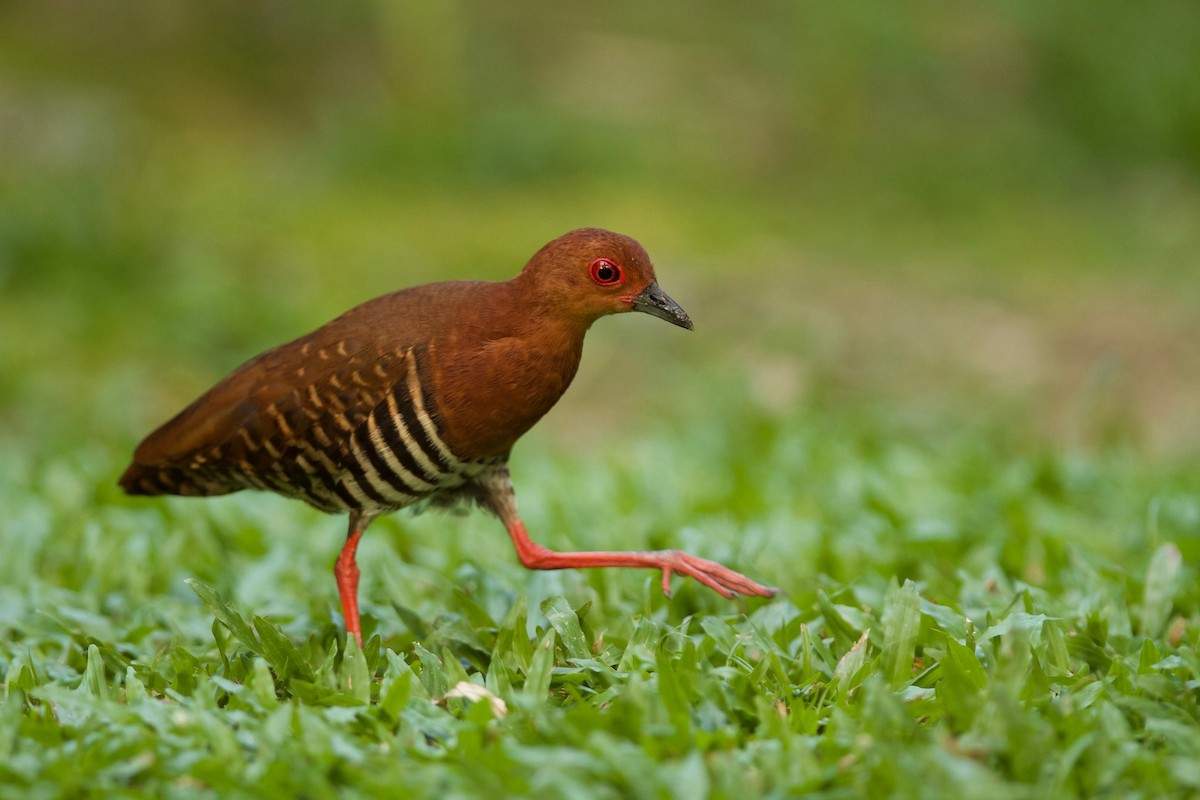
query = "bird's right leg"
xmin=478 ymin=465 xmax=777 ymax=599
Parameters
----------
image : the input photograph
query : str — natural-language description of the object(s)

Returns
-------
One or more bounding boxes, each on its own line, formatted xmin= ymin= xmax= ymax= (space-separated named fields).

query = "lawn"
xmin=2 ymin=3 xmax=1200 ymax=798
xmin=5 ymin=281 xmax=1200 ymax=796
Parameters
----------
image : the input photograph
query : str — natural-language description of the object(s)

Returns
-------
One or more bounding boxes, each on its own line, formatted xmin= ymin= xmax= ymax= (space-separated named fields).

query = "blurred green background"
xmin=2 ymin=0 xmax=1198 ymax=457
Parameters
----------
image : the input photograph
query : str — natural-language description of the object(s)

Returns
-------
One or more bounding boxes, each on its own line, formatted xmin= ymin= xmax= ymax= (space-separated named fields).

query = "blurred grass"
xmin=2 ymin=1 xmax=1199 ymax=451
xmin=2 ymin=2 xmax=1200 ymax=797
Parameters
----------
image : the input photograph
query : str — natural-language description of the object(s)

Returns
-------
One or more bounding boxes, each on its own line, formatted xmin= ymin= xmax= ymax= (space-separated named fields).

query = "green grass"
xmin=3 ymin=386 xmax=1199 ymax=798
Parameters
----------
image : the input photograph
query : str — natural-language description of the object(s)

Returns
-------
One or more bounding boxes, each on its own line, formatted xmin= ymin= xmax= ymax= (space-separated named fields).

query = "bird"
xmin=120 ymin=228 xmax=777 ymax=645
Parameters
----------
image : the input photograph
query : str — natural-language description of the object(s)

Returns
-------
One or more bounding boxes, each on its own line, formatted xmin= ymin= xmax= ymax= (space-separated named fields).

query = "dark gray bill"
xmin=631 ymin=281 xmax=694 ymax=330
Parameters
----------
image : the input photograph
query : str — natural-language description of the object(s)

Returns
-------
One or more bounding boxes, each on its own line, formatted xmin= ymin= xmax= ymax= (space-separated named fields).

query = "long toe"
xmin=667 ymin=551 xmax=778 ymax=598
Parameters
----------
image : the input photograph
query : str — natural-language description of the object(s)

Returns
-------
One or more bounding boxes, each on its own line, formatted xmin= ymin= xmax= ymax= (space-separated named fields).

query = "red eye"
xmin=589 ymin=258 xmax=623 ymax=286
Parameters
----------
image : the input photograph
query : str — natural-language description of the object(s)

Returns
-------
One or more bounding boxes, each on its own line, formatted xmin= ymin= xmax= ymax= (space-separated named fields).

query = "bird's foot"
xmin=657 ymin=550 xmax=778 ymax=599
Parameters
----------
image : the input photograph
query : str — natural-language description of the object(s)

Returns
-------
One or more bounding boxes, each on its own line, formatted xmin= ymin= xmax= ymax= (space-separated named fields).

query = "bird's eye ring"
xmin=589 ymin=258 xmax=623 ymax=286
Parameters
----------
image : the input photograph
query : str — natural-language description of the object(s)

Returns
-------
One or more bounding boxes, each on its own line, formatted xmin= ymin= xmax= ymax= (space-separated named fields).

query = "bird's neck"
xmin=429 ymin=280 xmax=591 ymax=461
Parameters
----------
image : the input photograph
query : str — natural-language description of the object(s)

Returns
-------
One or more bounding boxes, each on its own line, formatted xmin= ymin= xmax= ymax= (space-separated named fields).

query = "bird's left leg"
xmin=335 ymin=510 xmax=375 ymax=647
xmin=478 ymin=465 xmax=777 ymax=599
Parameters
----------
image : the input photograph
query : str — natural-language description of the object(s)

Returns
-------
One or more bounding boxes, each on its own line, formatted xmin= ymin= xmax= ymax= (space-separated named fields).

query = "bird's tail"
xmin=118 ymin=462 xmax=240 ymax=498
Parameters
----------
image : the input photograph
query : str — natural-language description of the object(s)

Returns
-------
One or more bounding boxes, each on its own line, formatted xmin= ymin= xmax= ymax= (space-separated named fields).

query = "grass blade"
xmin=881 ymin=579 xmax=922 ymax=689
xmin=1141 ymin=542 xmax=1181 ymax=637
xmin=78 ymin=644 xmax=108 ymax=700
xmin=524 ymin=629 xmax=556 ymax=701
xmin=187 ymin=579 xmax=261 ymax=653
xmin=253 ymin=616 xmax=315 ymax=683
xmin=542 ymin=596 xmax=590 ymax=660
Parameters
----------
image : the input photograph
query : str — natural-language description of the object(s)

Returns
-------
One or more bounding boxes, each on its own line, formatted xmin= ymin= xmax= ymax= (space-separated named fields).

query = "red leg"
xmin=502 ymin=516 xmax=777 ymax=598
xmin=481 ymin=465 xmax=776 ymax=599
xmin=335 ymin=513 xmax=369 ymax=647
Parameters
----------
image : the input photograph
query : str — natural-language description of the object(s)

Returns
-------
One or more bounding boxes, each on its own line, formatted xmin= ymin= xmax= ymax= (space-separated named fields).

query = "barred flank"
xmin=120 ymin=347 xmax=480 ymax=515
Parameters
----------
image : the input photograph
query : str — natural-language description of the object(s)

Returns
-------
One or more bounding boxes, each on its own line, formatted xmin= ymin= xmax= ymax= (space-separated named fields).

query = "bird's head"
xmin=519 ymin=228 xmax=694 ymax=331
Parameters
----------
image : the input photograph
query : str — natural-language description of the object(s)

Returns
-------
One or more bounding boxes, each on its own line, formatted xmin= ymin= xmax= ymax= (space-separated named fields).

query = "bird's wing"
xmin=120 ymin=281 xmax=497 ymax=500
xmin=131 ymin=334 xmax=408 ymax=476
